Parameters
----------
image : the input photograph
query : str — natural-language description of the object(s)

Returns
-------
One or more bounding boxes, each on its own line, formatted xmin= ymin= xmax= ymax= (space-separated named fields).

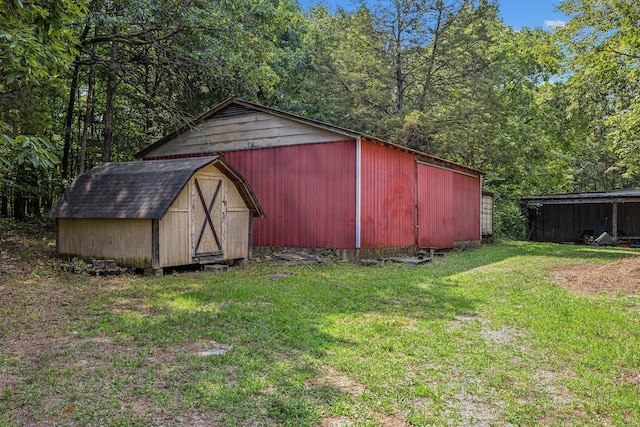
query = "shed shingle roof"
xmin=47 ymin=157 xmax=264 ymax=219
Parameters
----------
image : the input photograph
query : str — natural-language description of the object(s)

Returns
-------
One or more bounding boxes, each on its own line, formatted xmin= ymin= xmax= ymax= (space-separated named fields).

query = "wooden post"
xmin=152 ymin=219 xmax=160 ymax=269
xmin=248 ymin=215 xmax=254 ymax=259
xmin=612 ymin=201 xmax=618 ymax=239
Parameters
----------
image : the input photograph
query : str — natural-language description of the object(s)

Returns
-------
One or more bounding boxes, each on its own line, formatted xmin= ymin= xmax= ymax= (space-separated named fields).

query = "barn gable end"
xmin=139 ymin=103 xmax=357 ymax=159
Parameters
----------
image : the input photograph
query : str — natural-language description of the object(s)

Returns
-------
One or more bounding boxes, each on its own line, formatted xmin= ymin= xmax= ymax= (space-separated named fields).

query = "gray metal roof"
xmin=523 ymin=189 xmax=640 ymax=205
xmin=47 ymin=157 xmax=264 ymax=219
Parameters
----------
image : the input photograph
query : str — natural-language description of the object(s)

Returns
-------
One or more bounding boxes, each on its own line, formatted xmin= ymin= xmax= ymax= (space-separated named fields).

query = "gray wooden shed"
xmin=47 ymin=157 xmax=264 ymax=270
xmin=523 ymin=190 xmax=640 ymax=243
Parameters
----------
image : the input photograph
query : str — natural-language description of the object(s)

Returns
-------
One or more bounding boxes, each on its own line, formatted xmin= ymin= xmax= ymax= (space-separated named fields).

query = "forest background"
xmin=1 ymin=0 xmax=638 ymax=238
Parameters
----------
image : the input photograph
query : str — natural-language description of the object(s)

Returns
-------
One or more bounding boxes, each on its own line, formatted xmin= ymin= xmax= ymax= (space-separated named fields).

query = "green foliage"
xmin=11 ymin=135 xmax=58 ymax=169
xmin=0 ymin=0 xmax=638 ymax=234
xmin=0 ymin=0 xmax=86 ymax=168
xmin=0 ymin=0 xmax=87 ymax=85
xmin=557 ymin=0 xmax=640 ymax=182
xmin=493 ymin=198 xmax=526 ymax=240
xmin=0 ymin=0 xmax=87 ymax=214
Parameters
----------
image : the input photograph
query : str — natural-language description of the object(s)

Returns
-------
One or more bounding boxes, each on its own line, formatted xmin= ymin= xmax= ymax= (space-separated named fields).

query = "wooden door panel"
xmin=192 ymin=178 xmax=224 ymax=256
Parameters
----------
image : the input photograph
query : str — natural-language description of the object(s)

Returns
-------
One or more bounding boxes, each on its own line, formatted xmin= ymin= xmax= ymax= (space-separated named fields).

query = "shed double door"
xmin=192 ymin=176 xmax=225 ymax=258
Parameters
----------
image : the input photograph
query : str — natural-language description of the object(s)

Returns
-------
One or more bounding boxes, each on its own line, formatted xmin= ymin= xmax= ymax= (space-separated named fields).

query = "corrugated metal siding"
xmin=223 ymin=142 xmax=356 ymax=249
xmin=453 ymin=172 xmax=481 ymax=242
xmin=417 ymin=164 xmax=480 ymax=248
xmin=360 ymin=140 xmax=416 ymax=248
xmin=417 ymin=165 xmax=453 ymax=248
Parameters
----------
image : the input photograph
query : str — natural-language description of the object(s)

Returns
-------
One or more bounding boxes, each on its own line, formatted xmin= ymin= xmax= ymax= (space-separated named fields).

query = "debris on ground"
xmin=196 ymin=341 xmax=233 ymax=356
xmin=265 ymin=273 xmax=290 ymax=280
xmin=381 ymin=257 xmax=432 ymax=266
xmin=204 ymin=264 xmax=229 ymax=273
xmin=552 ymin=256 xmax=640 ymax=296
xmin=268 ymin=251 xmax=330 ymax=267
xmin=594 ymin=232 xmax=615 ymax=246
xmin=90 ymin=259 xmax=128 ymax=275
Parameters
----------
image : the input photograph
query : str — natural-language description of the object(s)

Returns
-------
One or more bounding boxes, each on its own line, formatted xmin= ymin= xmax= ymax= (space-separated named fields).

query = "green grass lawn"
xmin=1 ymin=235 xmax=640 ymax=426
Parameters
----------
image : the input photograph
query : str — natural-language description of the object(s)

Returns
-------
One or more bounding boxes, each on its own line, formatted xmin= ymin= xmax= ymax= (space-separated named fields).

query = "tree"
xmin=557 ymin=0 xmax=640 ymax=183
xmin=0 ymin=0 xmax=88 ymax=217
xmin=60 ymin=0 xmax=299 ymax=172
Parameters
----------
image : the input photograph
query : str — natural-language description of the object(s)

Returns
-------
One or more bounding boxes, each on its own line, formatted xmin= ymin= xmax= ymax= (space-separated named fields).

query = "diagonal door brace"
xmin=194 ymin=179 xmax=222 ymax=255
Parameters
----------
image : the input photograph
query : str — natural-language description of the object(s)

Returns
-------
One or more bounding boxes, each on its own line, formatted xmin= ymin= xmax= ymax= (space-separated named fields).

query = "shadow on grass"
xmin=80 ymin=241 xmax=640 ymax=425
xmin=85 ymin=261 xmax=483 ymax=425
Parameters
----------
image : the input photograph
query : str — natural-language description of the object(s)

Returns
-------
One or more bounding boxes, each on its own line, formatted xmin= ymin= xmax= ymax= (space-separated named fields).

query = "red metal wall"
xmin=223 ymin=142 xmax=357 ymax=249
xmin=417 ymin=164 xmax=480 ymax=248
xmin=360 ymin=140 xmax=416 ymax=248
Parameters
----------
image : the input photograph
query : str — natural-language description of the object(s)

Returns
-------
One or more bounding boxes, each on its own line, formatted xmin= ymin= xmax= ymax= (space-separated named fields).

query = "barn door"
xmin=416 ymin=161 xmax=480 ymax=249
xmin=192 ymin=177 xmax=224 ymax=257
xmin=416 ymin=162 xmax=454 ymax=249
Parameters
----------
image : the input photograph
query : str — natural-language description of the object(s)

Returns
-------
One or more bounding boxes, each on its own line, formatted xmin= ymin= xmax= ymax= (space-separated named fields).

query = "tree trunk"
xmin=394 ymin=0 xmax=404 ymax=115
xmin=418 ymin=5 xmax=445 ymax=111
xmin=61 ymin=63 xmax=80 ymax=179
xmin=1 ymin=195 xmax=8 ymax=218
xmin=28 ymin=172 xmax=40 ymax=217
xmin=12 ymin=164 xmax=26 ymax=220
xmin=61 ymin=23 xmax=91 ymax=179
xmin=102 ymin=38 xmax=119 ymax=163
xmin=79 ymin=61 xmax=95 ymax=175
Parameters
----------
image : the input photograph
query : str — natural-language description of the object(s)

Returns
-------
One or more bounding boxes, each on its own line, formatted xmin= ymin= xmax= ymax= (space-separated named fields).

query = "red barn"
xmin=137 ymin=98 xmax=483 ymax=257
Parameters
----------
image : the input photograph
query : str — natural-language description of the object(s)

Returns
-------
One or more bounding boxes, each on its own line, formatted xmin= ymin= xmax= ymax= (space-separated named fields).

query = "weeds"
xmin=1 ymin=229 xmax=639 ymax=426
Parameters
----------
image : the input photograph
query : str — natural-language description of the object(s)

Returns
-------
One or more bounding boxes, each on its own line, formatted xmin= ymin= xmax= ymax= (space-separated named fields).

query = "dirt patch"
xmin=311 ymin=366 xmax=410 ymax=426
xmin=480 ymin=326 xmax=525 ymax=346
xmin=551 ymin=257 xmax=640 ymax=296
xmin=321 ymin=417 xmax=354 ymax=426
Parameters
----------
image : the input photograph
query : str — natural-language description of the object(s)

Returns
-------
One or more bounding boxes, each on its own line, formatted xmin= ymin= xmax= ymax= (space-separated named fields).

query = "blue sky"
xmin=298 ymin=0 xmax=568 ymax=30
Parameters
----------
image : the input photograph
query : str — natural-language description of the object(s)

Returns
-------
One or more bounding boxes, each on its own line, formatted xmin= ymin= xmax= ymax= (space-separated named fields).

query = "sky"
xmin=298 ymin=0 xmax=568 ymax=30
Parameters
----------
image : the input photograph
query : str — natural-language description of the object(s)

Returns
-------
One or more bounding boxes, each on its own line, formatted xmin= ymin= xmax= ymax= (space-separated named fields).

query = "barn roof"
xmin=47 ymin=157 xmax=265 ymax=219
xmin=135 ymin=98 xmax=483 ymax=176
xmin=522 ymin=189 xmax=640 ymax=205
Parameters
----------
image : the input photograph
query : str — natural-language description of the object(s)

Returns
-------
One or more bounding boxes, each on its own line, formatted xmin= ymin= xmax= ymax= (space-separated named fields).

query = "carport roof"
xmin=523 ymin=189 xmax=640 ymax=205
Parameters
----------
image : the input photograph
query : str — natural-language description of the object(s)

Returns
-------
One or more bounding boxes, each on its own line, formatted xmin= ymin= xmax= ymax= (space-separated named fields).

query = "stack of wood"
xmin=90 ymin=259 xmax=128 ymax=275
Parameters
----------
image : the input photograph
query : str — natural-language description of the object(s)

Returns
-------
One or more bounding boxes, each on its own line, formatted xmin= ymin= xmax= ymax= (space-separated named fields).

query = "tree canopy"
xmin=0 ymin=0 xmax=637 ymax=236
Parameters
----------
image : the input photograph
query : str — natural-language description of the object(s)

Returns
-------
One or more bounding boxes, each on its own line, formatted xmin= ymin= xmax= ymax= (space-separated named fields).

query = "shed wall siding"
xmin=529 ymin=202 xmax=640 ymax=242
xmin=360 ymin=140 xmax=416 ymax=248
xmin=417 ymin=164 xmax=480 ymax=248
xmin=223 ymin=142 xmax=357 ymax=249
xmin=144 ymin=112 xmax=352 ymax=158
xmin=159 ymin=186 xmax=191 ymax=267
xmin=619 ymin=203 xmax=640 ymax=237
xmin=158 ymin=164 xmax=253 ymax=266
xmin=58 ymin=218 xmax=153 ymax=267
xmin=529 ymin=203 xmax=612 ymax=242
